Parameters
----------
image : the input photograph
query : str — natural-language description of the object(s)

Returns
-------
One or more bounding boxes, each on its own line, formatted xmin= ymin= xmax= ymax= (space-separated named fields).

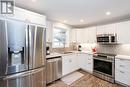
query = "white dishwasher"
xmin=47 ymin=56 xmax=62 ymax=84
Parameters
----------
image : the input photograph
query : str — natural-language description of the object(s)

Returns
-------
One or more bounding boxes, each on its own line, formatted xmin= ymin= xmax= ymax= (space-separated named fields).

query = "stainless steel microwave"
xmin=96 ymin=34 xmax=117 ymax=44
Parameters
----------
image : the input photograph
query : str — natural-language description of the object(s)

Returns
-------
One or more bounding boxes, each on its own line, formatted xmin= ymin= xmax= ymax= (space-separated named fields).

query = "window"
xmin=53 ymin=27 xmax=69 ymax=48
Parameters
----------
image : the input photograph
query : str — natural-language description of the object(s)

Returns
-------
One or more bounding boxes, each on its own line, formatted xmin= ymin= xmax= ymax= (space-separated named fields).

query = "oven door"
xmin=93 ymin=58 xmax=113 ymax=77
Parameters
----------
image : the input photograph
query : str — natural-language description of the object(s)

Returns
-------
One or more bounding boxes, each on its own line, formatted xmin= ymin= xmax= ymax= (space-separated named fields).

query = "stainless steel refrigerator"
xmin=0 ymin=19 xmax=46 ymax=87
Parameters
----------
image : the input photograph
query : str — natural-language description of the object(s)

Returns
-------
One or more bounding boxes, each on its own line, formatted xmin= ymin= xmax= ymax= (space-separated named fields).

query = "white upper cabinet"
xmin=6 ymin=7 xmax=46 ymax=26
xmin=71 ymin=20 xmax=130 ymax=44
xmin=46 ymin=21 xmax=53 ymax=42
xmin=70 ymin=29 xmax=77 ymax=43
xmin=97 ymin=23 xmax=117 ymax=34
xmin=75 ymin=27 xmax=96 ymax=43
xmin=117 ymin=21 xmax=130 ymax=44
xmin=96 ymin=25 xmax=106 ymax=34
xmin=105 ymin=23 xmax=117 ymax=34
xmin=76 ymin=29 xmax=85 ymax=43
xmin=87 ymin=27 xmax=96 ymax=43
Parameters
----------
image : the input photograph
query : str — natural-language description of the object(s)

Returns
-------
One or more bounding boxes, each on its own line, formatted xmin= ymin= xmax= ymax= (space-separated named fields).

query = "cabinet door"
xmin=105 ymin=23 xmax=117 ymax=34
xmin=62 ymin=54 xmax=78 ymax=76
xmin=88 ymin=27 xmax=96 ymax=43
xmin=117 ymin=21 xmax=130 ymax=44
xmin=70 ymin=57 xmax=77 ymax=71
xmin=76 ymin=29 xmax=84 ymax=43
xmin=29 ymin=13 xmax=46 ymax=26
xmin=46 ymin=21 xmax=53 ymax=42
xmin=76 ymin=28 xmax=95 ymax=43
xmin=115 ymin=59 xmax=130 ymax=72
xmin=115 ymin=69 xmax=130 ymax=86
xmin=78 ymin=53 xmax=93 ymax=73
xmin=11 ymin=7 xmax=26 ymax=21
xmin=97 ymin=24 xmax=116 ymax=34
xmin=7 ymin=7 xmax=46 ymax=26
xmin=97 ymin=25 xmax=106 ymax=34
xmin=76 ymin=54 xmax=82 ymax=69
xmin=86 ymin=54 xmax=93 ymax=73
xmin=62 ymin=56 xmax=72 ymax=76
xmin=115 ymin=59 xmax=130 ymax=86
xmin=83 ymin=29 xmax=89 ymax=43
xmin=70 ymin=29 xmax=77 ymax=43
xmin=78 ymin=54 xmax=88 ymax=71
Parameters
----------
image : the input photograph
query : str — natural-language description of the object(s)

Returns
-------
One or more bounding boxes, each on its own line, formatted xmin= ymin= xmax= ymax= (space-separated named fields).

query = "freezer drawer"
xmin=0 ymin=67 xmax=46 ymax=87
xmin=0 ymin=71 xmax=31 ymax=87
xmin=47 ymin=57 xmax=62 ymax=84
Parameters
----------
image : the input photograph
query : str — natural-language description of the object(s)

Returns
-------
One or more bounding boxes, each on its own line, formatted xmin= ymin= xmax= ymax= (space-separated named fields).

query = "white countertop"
xmin=46 ymin=51 xmax=93 ymax=59
xmin=46 ymin=53 xmax=62 ymax=59
xmin=46 ymin=52 xmax=130 ymax=60
xmin=116 ymin=55 xmax=130 ymax=60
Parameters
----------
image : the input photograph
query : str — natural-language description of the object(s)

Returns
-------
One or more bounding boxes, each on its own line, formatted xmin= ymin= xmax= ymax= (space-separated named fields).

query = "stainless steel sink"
xmin=62 ymin=52 xmax=73 ymax=54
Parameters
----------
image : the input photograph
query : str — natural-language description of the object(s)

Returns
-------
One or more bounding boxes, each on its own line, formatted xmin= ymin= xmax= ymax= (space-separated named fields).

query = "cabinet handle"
xmin=119 ymin=59 xmax=125 ymax=61
xmin=120 ymin=65 xmax=125 ymax=67
xmin=69 ymin=60 xmax=72 ymax=62
xmin=120 ymin=71 xmax=125 ymax=73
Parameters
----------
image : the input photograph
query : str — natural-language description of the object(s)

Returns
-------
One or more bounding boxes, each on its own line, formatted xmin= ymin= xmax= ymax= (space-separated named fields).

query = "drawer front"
xmin=115 ymin=59 xmax=130 ymax=72
xmin=115 ymin=69 xmax=130 ymax=86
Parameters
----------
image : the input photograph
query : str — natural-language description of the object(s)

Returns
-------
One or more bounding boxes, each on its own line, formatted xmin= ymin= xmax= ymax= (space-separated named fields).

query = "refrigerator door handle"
xmin=33 ymin=27 xmax=37 ymax=68
xmin=31 ymin=68 xmax=43 ymax=74
xmin=3 ymin=71 xmax=31 ymax=80
xmin=25 ymin=25 xmax=29 ymax=66
xmin=28 ymin=25 xmax=36 ymax=69
xmin=5 ymin=20 xmax=8 ymax=75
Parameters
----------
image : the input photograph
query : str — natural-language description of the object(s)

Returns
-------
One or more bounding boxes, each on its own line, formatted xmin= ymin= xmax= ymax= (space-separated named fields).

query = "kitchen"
xmin=0 ymin=0 xmax=130 ymax=87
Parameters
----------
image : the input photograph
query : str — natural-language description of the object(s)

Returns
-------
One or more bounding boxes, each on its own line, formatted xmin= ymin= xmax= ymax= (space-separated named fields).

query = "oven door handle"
xmin=93 ymin=57 xmax=113 ymax=63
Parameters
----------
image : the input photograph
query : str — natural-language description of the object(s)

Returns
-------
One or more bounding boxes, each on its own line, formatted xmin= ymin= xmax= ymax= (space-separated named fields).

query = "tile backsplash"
xmin=46 ymin=42 xmax=130 ymax=56
xmin=96 ymin=44 xmax=130 ymax=56
xmin=46 ymin=42 xmax=76 ymax=53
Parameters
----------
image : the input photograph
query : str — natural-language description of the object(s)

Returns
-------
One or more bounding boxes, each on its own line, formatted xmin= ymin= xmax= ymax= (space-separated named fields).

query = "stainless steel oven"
xmin=93 ymin=53 xmax=116 ymax=83
xmin=97 ymin=34 xmax=117 ymax=44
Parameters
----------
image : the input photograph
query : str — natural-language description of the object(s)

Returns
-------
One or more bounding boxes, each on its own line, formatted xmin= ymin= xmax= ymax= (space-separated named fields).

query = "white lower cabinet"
xmin=62 ymin=53 xmax=93 ymax=76
xmin=62 ymin=54 xmax=78 ymax=76
xmin=115 ymin=59 xmax=130 ymax=86
xmin=70 ymin=53 xmax=93 ymax=74
xmin=77 ymin=53 xmax=93 ymax=73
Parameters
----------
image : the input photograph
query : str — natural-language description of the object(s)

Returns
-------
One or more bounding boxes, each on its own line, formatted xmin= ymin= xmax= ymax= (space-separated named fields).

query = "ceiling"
xmin=15 ymin=0 xmax=130 ymax=28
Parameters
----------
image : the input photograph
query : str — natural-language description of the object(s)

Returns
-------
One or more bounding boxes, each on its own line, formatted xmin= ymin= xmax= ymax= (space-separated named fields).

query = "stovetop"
xmin=94 ymin=53 xmax=117 ymax=57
